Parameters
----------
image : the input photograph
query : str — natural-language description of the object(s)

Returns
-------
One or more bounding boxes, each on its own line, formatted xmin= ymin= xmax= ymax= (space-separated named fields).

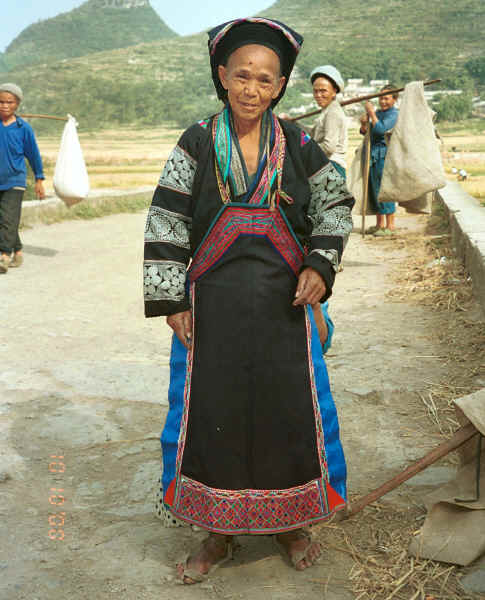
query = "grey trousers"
xmin=0 ymin=188 xmax=24 ymax=254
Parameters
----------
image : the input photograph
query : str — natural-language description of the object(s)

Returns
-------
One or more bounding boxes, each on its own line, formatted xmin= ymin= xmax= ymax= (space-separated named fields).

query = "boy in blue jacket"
xmin=0 ymin=83 xmax=45 ymax=273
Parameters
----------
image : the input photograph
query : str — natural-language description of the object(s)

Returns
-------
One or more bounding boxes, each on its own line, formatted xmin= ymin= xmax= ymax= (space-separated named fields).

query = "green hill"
xmin=7 ymin=0 xmax=485 ymax=132
xmin=2 ymin=0 xmax=176 ymax=71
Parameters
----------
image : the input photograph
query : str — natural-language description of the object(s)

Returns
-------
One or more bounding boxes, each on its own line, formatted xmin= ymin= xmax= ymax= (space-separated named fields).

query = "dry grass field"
xmin=35 ymin=119 xmax=485 ymax=205
xmin=37 ymin=125 xmax=182 ymax=192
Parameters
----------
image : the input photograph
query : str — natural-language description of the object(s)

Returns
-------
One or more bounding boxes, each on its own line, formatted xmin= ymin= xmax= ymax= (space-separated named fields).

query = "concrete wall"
xmin=437 ymin=182 xmax=485 ymax=315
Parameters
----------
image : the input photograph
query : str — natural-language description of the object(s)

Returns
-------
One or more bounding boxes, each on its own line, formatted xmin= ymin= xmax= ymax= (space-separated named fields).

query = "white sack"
xmin=379 ymin=81 xmax=446 ymax=203
xmin=53 ymin=114 xmax=90 ymax=207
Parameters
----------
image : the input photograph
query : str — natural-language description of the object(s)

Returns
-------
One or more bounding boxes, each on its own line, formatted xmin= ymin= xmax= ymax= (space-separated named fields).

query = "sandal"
xmin=177 ymin=536 xmax=235 ymax=584
xmin=9 ymin=254 xmax=23 ymax=268
xmin=373 ymin=228 xmax=393 ymax=237
xmin=274 ymin=529 xmax=323 ymax=570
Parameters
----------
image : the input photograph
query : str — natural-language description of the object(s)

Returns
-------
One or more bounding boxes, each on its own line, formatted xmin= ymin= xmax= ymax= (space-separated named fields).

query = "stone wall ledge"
xmin=437 ymin=181 xmax=485 ymax=315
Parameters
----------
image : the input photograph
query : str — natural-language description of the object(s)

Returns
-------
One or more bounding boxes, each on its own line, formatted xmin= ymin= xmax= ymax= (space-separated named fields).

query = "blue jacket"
xmin=370 ymin=106 xmax=398 ymax=163
xmin=0 ymin=116 xmax=44 ymax=190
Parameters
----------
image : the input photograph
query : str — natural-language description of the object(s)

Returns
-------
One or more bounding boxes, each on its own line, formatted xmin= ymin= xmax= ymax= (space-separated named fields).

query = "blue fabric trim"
xmin=330 ymin=161 xmax=346 ymax=180
xmin=161 ymin=333 xmax=188 ymax=498
xmin=306 ymin=306 xmax=347 ymax=501
xmin=320 ymin=301 xmax=334 ymax=355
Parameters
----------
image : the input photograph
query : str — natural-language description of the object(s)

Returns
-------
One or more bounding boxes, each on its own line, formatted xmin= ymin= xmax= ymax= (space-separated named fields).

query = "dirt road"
xmin=0 ymin=210 xmax=475 ymax=599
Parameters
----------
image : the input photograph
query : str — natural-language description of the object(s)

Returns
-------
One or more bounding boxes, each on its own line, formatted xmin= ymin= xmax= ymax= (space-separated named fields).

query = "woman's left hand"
xmin=364 ymin=101 xmax=375 ymax=116
xmin=293 ymin=267 xmax=326 ymax=306
xmin=35 ymin=180 xmax=46 ymax=199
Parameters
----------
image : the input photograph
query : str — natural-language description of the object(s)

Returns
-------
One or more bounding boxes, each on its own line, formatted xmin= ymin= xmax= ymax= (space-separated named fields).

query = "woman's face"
xmin=0 ymin=92 xmax=19 ymax=121
xmin=312 ymin=76 xmax=337 ymax=109
xmin=218 ymin=44 xmax=285 ymax=124
xmin=378 ymin=93 xmax=396 ymax=111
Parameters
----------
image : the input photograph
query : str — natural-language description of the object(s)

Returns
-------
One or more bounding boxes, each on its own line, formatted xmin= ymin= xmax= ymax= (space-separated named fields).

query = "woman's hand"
xmin=35 ymin=179 xmax=46 ymax=199
xmin=364 ymin=101 xmax=378 ymax=125
xmin=167 ymin=310 xmax=193 ymax=349
xmin=293 ymin=268 xmax=326 ymax=306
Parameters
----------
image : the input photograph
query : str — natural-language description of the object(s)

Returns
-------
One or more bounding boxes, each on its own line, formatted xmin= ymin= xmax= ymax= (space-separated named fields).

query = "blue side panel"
xmin=321 ymin=301 xmax=334 ymax=356
xmin=161 ymin=333 xmax=188 ymax=497
xmin=306 ymin=307 xmax=347 ymax=501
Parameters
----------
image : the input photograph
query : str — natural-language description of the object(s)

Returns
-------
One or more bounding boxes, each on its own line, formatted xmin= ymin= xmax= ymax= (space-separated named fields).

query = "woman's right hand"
xmin=167 ymin=310 xmax=193 ymax=349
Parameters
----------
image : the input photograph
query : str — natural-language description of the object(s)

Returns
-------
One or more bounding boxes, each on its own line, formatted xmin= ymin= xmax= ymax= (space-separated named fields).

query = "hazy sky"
xmin=2 ymin=0 xmax=275 ymax=52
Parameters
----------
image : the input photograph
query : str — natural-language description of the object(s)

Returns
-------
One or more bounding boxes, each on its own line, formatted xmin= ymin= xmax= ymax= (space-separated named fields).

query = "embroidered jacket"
xmin=144 ymin=111 xmax=354 ymax=317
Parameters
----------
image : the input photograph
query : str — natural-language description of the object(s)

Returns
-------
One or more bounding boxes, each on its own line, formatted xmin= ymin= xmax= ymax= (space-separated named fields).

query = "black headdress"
xmin=208 ymin=18 xmax=303 ymax=108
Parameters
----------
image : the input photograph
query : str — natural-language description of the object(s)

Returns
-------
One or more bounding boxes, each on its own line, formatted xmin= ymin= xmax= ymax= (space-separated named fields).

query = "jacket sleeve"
xmin=144 ymin=126 xmax=201 ymax=318
xmin=372 ymin=108 xmax=398 ymax=136
xmin=301 ymin=145 xmax=354 ymax=301
xmin=24 ymin=126 xmax=44 ymax=180
xmin=316 ymin=111 xmax=340 ymax=158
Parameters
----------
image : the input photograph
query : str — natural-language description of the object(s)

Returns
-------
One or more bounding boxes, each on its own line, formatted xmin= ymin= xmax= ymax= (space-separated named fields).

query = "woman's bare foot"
xmin=177 ymin=534 xmax=232 ymax=584
xmin=276 ymin=529 xmax=322 ymax=571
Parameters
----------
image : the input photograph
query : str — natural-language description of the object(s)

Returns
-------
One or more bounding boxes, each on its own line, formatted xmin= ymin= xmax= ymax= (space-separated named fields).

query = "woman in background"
xmin=360 ymin=85 xmax=399 ymax=236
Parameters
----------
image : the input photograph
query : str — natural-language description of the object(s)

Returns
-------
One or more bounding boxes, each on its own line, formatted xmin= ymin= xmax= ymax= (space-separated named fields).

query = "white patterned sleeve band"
xmin=144 ymin=206 xmax=192 ymax=249
xmin=158 ymin=145 xmax=197 ymax=196
xmin=144 ymin=261 xmax=186 ymax=303
xmin=307 ymin=162 xmax=354 ymax=256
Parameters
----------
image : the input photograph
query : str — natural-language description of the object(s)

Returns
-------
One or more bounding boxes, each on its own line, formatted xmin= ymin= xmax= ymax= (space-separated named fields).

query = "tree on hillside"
xmin=465 ymin=56 xmax=485 ymax=85
xmin=435 ymin=94 xmax=472 ymax=122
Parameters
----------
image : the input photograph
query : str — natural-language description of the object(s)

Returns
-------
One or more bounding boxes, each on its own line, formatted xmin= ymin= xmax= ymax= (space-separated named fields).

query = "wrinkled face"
xmin=379 ymin=93 xmax=396 ymax=111
xmin=218 ymin=44 xmax=285 ymax=124
xmin=312 ymin=76 xmax=337 ymax=109
xmin=0 ymin=91 xmax=19 ymax=121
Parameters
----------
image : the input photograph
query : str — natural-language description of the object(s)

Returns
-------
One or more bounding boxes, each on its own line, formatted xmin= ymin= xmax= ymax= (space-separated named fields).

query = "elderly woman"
xmin=144 ymin=17 xmax=354 ymax=583
xmin=360 ymin=85 xmax=399 ymax=235
xmin=307 ymin=65 xmax=348 ymax=179
xmin=0 ymin=83 xmax=45 ymax=273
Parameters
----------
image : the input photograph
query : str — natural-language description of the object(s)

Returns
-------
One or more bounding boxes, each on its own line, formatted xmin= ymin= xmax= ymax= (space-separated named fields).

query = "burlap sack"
xmin=348 ymin=132 xmax=376 ymax=216
xmin=408 ymin=389 xmax=485 ymax=566
xmin=379 ymin=81 xmax=446 ymax=203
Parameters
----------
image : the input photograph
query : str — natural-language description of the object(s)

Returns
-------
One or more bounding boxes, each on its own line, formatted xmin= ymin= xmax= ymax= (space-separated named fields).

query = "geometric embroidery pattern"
xmin=143 ymin=260 xmax=186 ymax=302
xmin=308 ymin=162 xmax=353 ymax=248
xmin=159 ymin=145 xmax=197 ymax=196
xmin=189 ymin=206 xmax=304 ymax=283
xmin=171 ymin=476 xmax=342 ymax=535
xmin=144 ymin=206 xmax=192 ymax=249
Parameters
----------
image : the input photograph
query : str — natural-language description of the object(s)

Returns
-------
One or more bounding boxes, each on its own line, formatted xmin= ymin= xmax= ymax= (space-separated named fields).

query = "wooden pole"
xmin=342 ymin=422 xmax=478 ymax=520
xmin=288 ymin=79 xmax=441 ymax=122
xmin=361 ymin=125 xmax=372 ymax=237
xmin=18 ymin=113 xmax=68 ymax=122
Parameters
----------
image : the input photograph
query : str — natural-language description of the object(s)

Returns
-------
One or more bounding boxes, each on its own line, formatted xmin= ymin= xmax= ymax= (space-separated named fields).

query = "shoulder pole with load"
xmin=287 ymin=79 xmax=441 ymax=122
xmin=18 ymin=113 xmax=68 ymax=121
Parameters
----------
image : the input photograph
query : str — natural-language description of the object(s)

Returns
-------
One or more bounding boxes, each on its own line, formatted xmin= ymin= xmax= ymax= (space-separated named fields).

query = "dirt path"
xmin=0 ymin=210 xmax=474 ymax=599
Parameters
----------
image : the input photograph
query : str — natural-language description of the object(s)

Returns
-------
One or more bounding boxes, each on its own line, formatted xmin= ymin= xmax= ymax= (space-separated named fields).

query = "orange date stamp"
xmin=48 ymin=454 xmax=66 ymax=541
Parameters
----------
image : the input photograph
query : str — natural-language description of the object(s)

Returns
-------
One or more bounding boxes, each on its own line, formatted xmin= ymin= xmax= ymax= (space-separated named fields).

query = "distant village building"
xmin=97 ymin=0 xmax=149 ymax=8
xmin=370 ymin=79 xmax=389 ymax=87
